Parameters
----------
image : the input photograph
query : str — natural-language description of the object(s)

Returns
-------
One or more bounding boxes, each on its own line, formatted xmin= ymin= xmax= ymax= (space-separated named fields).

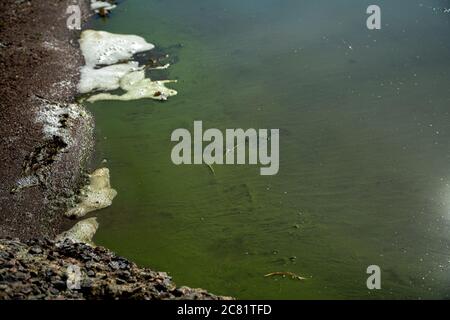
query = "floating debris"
xmin=146 ymin=63 xmax=171 ymax=71
xmin=90 ymin=1 xmax=117 ymax=16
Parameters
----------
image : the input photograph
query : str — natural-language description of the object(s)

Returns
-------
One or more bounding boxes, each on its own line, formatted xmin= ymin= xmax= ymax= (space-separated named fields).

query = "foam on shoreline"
xmin=57 ymin=217 xmax=99 ymax=245
xmin=87 ymin=70 xmax=178 ymax=102
xmin=79 ymin=30 xmax=154 ymax=67
xmin=78 ymin=62 xmax=141 ymax=93
xmin=78 ymin=30 xmax=177 ymax=102
xmin=90 ymin=1 xmax=117 ymax=13
xmin=65 ymin=168 xmax=117 ymax=219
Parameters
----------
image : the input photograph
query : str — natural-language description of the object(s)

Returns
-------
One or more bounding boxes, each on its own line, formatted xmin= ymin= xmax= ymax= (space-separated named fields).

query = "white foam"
xmin=65 ymin=168 xmax=117 ymax=219
xmin=90 ymin=1 xmax=117 ymax=11
xmin=78 ymin=62 xmax=141 ymax=94
xmin=57 ymin=217 xmax=99 ymax=245
xmin=87 ymin=70 xmax=178 ymax=102
xmin=79 ymin=30 xmax=154 ymax=67
xmin=78 ymin=30 xmax=177 ymax=102
xmin=36 ymin=102 xmax=88 ymax=147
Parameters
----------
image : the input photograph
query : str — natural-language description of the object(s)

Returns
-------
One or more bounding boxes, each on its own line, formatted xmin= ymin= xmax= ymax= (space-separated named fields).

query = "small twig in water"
xmin=205 ymin=163 xmax=215 ymax=175
xmin=264 ymin=272 xmax=307 ymax=281
xmin=145 ymin=63 xmax=171 ymax=70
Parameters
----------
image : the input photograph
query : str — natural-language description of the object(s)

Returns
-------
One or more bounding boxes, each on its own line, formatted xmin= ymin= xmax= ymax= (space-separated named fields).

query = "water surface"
xmin=88 ymin=0 xmax=450 ymax=299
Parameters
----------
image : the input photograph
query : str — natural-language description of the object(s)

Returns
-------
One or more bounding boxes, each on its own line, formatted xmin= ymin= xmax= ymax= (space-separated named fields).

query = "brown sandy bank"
xmin=0 ymin=0 xmax=93 ymax=239
xmin=0 ymin=1 xmax=229 ymax=300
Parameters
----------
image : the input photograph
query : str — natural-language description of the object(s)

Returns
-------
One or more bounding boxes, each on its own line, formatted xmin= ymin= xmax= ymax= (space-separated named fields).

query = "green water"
xmin=87 ymin=0 xmax=450 ymax=299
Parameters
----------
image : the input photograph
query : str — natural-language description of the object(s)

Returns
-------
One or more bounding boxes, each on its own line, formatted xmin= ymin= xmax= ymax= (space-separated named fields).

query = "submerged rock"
xmin=56 ymin=217 xmax=99 ymax=245
xmin=65 ymin=168 xmax=117 ymax=219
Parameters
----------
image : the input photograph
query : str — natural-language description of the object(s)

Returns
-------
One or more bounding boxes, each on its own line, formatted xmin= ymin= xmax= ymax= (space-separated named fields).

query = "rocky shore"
xmin=0 ymin=238 xmax=230 ymax=300
xmin=0 ymin=1 xmax=226 ymax=300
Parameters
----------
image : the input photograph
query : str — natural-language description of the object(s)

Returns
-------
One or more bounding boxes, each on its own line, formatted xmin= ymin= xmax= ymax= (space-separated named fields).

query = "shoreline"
xmin=0 ymin=0 xmax=94 ymax=239
xmin=0 ymin=0 xmax=228 ymax=300
xmin=0 ymin=238 xmax=230 ymax=300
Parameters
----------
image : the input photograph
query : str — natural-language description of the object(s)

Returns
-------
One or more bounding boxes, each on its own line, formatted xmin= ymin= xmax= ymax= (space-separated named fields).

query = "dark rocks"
xmin=0 ymin=238 xmax=232 ymax=300
xmin=29 ymin=246 xmax=42 ymax=254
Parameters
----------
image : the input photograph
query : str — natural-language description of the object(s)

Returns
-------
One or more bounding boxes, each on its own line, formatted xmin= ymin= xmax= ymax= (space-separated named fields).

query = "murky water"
xmin=87 ymin=0 xmax=450 ymax=299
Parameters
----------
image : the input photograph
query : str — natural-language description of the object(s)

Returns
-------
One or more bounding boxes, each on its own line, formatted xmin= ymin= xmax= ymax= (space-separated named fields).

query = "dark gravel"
xmin=0 ymin=238 xmax=232 ymax=300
